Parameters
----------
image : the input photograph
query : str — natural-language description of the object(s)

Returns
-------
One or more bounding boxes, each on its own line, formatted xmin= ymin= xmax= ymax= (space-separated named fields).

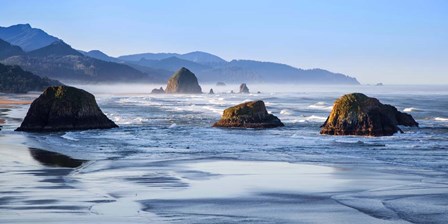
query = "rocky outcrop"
xmin=151 ymin=87 xmax=165 ymax=94
xmin=209 ymin=88 xmax=214 ymax=94
xmin=213 ymin=100 xmax=284 ymax=128
xmin=16 ymin=86 xmax=118 ymax=132
xmin=165 ymin=67 xmax=202 ymax=94
xmin=320 ymin=93 xmax=418 ymax=136
xmin=239 ymin=83 xmax=249 ymax=93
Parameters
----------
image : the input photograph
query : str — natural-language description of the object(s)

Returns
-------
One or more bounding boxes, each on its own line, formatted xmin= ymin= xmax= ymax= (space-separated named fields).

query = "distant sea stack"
xmin=151 ymin=87 xmax=165 ymax=94
xmin=213 ymin=100 xmax=284 ymax=128
xmin=239 ymin=83 xmax=249 ymax=94
xmin=16 ymin=86 xmax=118 ymax=132
xmin=165 ymin=67 xmax=202 ymax=94
xmin=209 ymin=88 xmax=214 ymax=94
xmin=216 ymin=82 xmax=226 ymax=86
xmin=320 ymin=93 xmax=418 ymax=136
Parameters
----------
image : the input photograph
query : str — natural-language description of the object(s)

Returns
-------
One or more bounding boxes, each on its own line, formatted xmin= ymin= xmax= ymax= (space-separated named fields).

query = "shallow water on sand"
xmin=0 ymin=84 xmax=447 ymax=223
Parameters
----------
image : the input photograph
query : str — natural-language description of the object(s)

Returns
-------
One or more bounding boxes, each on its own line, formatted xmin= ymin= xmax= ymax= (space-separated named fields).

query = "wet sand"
xmin=1 ymin=133 xmax=447 ymax=223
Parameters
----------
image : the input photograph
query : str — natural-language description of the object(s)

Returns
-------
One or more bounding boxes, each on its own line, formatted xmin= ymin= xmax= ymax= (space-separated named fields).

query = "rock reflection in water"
xmin=29 ymin=148 xmax=86 ymax=168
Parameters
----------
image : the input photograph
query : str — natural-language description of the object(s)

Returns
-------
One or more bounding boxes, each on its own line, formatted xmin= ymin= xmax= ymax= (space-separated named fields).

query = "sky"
xmin=1 ymin=0 xmax=447 ymax=84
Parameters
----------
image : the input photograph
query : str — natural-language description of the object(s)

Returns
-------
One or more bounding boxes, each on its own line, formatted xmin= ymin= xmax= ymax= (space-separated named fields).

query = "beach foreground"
xmin=0 ymin=85 xmax=447 ymax=223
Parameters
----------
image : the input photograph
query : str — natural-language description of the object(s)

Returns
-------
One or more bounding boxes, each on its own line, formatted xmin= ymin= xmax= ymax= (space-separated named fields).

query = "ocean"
xmin=0 ymin=84 xmax=447 ymax=223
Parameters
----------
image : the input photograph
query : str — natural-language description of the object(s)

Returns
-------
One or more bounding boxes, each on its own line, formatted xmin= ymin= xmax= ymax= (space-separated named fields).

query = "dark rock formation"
xmin=216 ymin=82 xmax=226 ymax=86
xmin=165 ymin=67 xmax=202 ymax=94
xmin=239 ymin=83 xmax=249 ymax=93
xmin=0 ymin=63 xmax=61 ymax=93
xmin=151 ymin=87 xmax=165 ymax=94
xmin=320 ymin=93 xmax=418 ymax=136
xmin=209 ymin=88 xmax=214 ymax=94
xmin=16 ymin=86 xmax=118 ymax=132
xmin=213 ymin=100 xmax=284 ymax=128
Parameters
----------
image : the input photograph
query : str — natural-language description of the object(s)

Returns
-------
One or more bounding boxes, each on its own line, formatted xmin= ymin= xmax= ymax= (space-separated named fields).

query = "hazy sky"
xmin=1 ymin=0 xmax=447 ymax=84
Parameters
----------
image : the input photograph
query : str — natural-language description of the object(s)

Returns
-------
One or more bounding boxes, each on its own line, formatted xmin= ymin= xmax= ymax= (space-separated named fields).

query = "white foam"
xmin=308 ymin=102 xmax=333 ymax=111
xmin=435 ymin=117 xmax=448 ymax=122
xmin=280 ymin=109 xmax=292 ymax=115
xmin=61 ymin=133 xmax=79 ymax=141
xmin=169 ymin=123 xmax=177 ymax=128
xmin=403 ymin=107 xmax=418 ymax=112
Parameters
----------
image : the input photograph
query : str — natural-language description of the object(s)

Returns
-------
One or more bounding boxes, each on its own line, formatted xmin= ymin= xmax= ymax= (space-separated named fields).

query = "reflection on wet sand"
xmin=29 ymin=148 xmax=86 ymax=168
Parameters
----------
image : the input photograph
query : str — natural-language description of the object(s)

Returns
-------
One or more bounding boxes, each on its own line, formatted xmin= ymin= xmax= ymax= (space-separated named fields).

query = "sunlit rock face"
xmin=213 ymin=100 xmax=284 ymax=128
xmin=165 ymin=67 xmax=202 ymax=94
xmin=320 ymin=93 xmax=418 ymax=136
xmin=16 ymin=86 xmax=118 ymax=132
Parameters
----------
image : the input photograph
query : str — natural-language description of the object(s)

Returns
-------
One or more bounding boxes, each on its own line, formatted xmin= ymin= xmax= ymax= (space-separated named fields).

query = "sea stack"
xmin=239 ymin=83 xmax=250 ymax=93
xmin=151 ymin=87 xmax=165 ymax=94
xmin=16 ymin=86 xmax=118 ymax=132
xmin=213 ymin=100 xmax=284 ymax=128
xmin=209 ymin=88 xmax=214 ymax=94
xmin=320 ymin=93 xmax=418 ymax=136
xmin=165 ymin=67 xmax=202 ymax=94
xmin=216 ymin=82 xmax=226 ymax=86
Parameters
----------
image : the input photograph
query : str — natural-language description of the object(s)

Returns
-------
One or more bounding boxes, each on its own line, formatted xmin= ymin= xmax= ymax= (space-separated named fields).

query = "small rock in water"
xmin=209 ymin=88 xmax=214 ymax=94
xmin=16 ymin=86 xmax=118 ymax=132
xmin=151 ymin=87 xmax=165 ymax=94
xmin=239 ymin=83 xmax=250 ymax=94
xmin=320 ymin=93 xmax=418 ymax=136
xmin=213 ymin=100 xmax=284 ymax=128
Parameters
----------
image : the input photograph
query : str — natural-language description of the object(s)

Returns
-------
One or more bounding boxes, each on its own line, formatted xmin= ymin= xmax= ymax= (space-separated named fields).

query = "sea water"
xmin=0 ymin=84 xmax=447 ymax=223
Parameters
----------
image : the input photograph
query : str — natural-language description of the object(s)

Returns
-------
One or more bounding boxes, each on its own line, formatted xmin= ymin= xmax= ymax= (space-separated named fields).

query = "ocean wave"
xmin=280 ymin=109 xmax=293 ymax=115
xmin=294 ymin=115 xmax=327 ymax=123
xmin=169 ymin=123 xmax=177 ymax=128
xmin=61 ymin=132 xmax=79 ymax=141
xmin=435 ymin=117 xmax=448 ymax=122
xmin=403 ymin=107 xmax=418 ymax=112
xmin=308 ymin=102 xmax=333 ymax=111
xmin=110 ymin=114 xmax=149 ymax=125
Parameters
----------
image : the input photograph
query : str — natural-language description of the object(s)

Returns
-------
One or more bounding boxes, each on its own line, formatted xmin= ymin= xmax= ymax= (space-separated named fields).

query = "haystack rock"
xmin=320 ymin=93 xmax=418 ymax=136
xmin=239 ymin=83 xmax=249 ymax=93
xmin=209 ymin=88 xmax=214 ymax=94
xmin=165 ymin=67 xmax=202 ymax=94
xmin=213 ymin=100 xmax=284 ymax=128
xmin=16 ymin=86 xmax=118 ymax=132
xmin=151 ymin=87 xmax=165 ymax=94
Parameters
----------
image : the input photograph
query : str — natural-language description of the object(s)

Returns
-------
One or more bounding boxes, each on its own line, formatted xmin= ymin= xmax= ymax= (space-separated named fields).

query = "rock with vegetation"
xmin=0 ymin=63 xmax=61 ymax=93
xmin=165 ymin=67 xmax=202 ymax=94
xmin=320 ymin=93 xmax=418 ymax=136
xmin=151 ymin=87 xmax=165 ymax=94
xmin=213 ymin=100 xmax=284 ymax=128
xmin=239 ymin=83 xmax=249 ymax=93
xmin=209 ymin=88 xmax=214 ymax=94
xmin=16 ymin=86 xmax=118 ymax=132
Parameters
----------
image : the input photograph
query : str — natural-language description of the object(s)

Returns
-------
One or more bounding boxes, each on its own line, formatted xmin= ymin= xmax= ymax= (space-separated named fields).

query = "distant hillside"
xmin=0 ymin=63 xmax=61 ymax=93
xmin=0 ymin=38 xmax=163 ymax=83
xmin=0 ymin=39 xmax=24 ymax=60
xmin=0 ymin=24 xmax=361 ymax=85
xmin=119 ymin=51 xmax=227 ymax=66
xmin=0 ymin=24 xmax=59 ymax=51
xmin=82 ymin=50 xmax=120 ymax=63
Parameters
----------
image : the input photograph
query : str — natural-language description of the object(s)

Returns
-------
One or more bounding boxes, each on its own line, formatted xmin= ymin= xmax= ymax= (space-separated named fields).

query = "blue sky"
xmin=1 ymin=0 xmax=447 ymax=84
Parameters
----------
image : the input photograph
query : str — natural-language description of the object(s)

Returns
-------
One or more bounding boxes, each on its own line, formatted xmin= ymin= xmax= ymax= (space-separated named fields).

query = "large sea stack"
xmin=165 ymin=67 xmax=202 ymax=94
xmin=213 ymin=100 xmax=284 ymax=128
xmin=320 ymin=93 xmax=418 ymax=136
xmin=16 ymin=86 xmax=118 ymax=132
